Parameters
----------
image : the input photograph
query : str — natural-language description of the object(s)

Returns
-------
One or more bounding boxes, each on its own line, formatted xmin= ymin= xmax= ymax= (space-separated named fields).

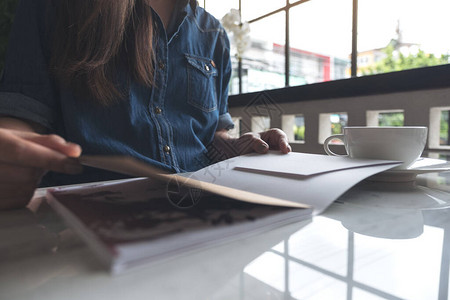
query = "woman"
xmin=0 ymin=0 xmax=291 ymax=210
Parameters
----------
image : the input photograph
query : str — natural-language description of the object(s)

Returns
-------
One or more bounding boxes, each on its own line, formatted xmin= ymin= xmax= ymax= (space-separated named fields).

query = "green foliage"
xmin=378 ymin=112 xmax=404 ymax=126
xmin=0 ymin=0 xmax=19 ymax=72
xmin=363 ymin=44 xmax=450 ymax=75
xmin=441 ymin=111 xmax=449 ymax=145
xmin=331 ymin=123 xmax=342 ymax=135
xmin=293 ymin=125 xmax=305 ymax=141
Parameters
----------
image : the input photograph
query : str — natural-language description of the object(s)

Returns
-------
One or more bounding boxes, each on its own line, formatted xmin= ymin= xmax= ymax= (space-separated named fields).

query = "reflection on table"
xmin=1 ymin=170 xmax=450 ymax=300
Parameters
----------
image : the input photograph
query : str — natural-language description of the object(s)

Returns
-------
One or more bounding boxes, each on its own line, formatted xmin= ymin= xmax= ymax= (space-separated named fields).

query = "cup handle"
xmin=323 ymin=134 xmax=347 ymax=156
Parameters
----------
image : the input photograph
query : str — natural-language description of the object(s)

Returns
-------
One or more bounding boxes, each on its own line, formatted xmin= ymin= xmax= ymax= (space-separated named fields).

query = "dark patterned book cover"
xmin=47 ymin=178 xmax=310 ymax=273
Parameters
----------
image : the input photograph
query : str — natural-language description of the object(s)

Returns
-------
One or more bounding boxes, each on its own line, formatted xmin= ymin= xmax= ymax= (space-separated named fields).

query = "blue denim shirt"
xmin=0 ymin=0 xmax=234 ymax=186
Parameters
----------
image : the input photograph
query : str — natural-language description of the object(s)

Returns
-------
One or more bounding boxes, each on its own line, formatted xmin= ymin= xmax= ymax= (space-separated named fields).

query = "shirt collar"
xmin=166 ymin=0 xmax=197 ymax=37
xmin=183 ymin=0 xmax=198 ymax=11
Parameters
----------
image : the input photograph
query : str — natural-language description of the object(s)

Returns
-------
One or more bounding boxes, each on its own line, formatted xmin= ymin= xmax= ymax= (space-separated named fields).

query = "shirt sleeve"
xmin=0 ymin=0 xmax=57 ymax=129
xmin=215 ymin=26 xmax=235 ymax=131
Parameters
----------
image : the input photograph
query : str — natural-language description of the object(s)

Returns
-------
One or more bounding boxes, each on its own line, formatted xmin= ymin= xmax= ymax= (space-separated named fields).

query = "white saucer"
xmin=368 ymin=158 xmax=450 ymax=182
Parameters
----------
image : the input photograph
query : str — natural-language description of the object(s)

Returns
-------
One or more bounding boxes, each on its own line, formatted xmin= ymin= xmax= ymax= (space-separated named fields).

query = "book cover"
xmin=46 ymin=178 xmax=312 ymax=274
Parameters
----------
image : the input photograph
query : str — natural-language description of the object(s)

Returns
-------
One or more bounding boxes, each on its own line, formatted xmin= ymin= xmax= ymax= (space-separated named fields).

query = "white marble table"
xmin=1 ymin=170 xmax=450 ymax=300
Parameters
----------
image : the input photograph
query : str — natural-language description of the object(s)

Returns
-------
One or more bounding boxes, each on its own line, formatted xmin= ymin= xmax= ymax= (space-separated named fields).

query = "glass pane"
xmin=240 ymin=12 xmax=286 ymax=93
xmin=203 ymin=0 xmax=239 ymax=20
xmin=441 ymin=110 xmax=449 ymax=146
xmin=289 ymin=0 xmax=352 ymax=85
xmin=331 ymin=113 xmax=347 ymax=135
xmin=229 ymin=56 xmax=240 ymax=95
xmin=378 ymin=112 xmax=404 ymax=126
xmin=358 ymin=0 xmax=450 ymax=76
xmin=293 ymin=115 xmax=305 ymax=142
xmin=251 ymin=116 xmax=271 ymax=132
xmin=241 ymin=0 xmax=286 ymax=22
xmin=282 ymin=114 xmax=305 ymax=143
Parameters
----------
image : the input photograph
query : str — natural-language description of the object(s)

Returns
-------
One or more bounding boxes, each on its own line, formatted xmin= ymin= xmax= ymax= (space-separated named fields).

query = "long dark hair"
xmin=50 ymin=0 xmax=155 ymax=105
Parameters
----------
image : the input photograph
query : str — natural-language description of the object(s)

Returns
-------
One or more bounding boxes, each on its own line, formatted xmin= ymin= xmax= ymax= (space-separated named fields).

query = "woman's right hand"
xmin=0 ymin=128 xmax=82 ymax=210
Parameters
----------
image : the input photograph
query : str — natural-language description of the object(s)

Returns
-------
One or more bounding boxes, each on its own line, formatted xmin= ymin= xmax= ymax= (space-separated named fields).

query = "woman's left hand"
xmin=212 ymin=128 xmax=292 ymax=159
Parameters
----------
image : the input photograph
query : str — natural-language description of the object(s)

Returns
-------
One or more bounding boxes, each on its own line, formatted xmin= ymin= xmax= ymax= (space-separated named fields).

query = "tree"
xmin=378 ymin=112 xmax=404 ymax=127
xmin=362 ymin=44 xmax=450 ymax=75
xmin=293 ymin=124 xmax=305 ymax=141
xmin=441 ymin=111 xmax=449 ymax=145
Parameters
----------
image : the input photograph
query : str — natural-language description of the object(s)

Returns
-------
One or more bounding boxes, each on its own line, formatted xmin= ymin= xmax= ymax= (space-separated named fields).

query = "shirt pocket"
xmin=185 ymin=53 xmax=218 ymax=112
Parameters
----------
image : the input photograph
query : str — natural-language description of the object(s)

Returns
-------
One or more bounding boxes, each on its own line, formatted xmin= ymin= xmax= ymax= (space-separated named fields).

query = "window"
xmin=241 ymin=12 xmax=286 ymax=94
xmin=358 ymin=0 xmax=450 ymax=76
xmin=198 ymin=0 xmax=240 ymax=19
xmin=366 ymin=110 xmax=404 ymax=127
xmin=289 ymin=0 xmax=352 ymax=85
xmin=251 ymin=116 xmax=271 ymax=132
xmin=378 ymin=112 xmax=404 ymax=127
xmin=318 ymin=112 xmax=348 ymax=144
xmin=441 ymin=110 xmax=449 ymax=146
xmin=429 ymin=107 xmax=450 ymax=149
xmin=201 ymin=0 xmax=450 ymax=95
xmin=241 ymin=0 xmax=285 ymax=21
xmin=282 ymin=114 xmax=305 ymax=143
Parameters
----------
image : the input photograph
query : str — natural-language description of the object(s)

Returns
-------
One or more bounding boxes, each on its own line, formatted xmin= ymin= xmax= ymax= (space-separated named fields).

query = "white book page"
xmin=80 ymin=153 xmax=400 ymax=213
xmin=192 ymin=157 xmax=397 ymax=214
xmin=233 ymin=151 xmax=400 ymax=176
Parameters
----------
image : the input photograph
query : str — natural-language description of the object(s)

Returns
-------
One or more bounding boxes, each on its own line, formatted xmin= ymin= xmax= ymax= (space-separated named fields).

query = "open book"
xmin=47 ymin=151 xmax=400 ymax=273
xmin=79 ymin=151 xmax=401 ymax=214
xmin=46 ymin=177 xmax=312 ymax=274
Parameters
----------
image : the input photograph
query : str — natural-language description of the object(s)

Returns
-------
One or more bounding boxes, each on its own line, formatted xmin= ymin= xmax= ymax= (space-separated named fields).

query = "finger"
xmin=237 ymin=136 xmax=268 ymax=154
xmin=278 ymin=136 xmax=292 ymax=154
xmin=11 ymin=130 xmax=82 ymax=157
xmin=234 ymin=133 xmax=268 ymax=154
xmin=0 ymin=163 xmax=43 ymax=184
xmin=260 ymin=128 xmax=291 ymax=153
xmin=232 ymin=133 xmax=255 ymax=154
xmin=252 ymin=138 xmax=269 ymax=154
xmin=0 ymin=131 xmax=83 ymax=174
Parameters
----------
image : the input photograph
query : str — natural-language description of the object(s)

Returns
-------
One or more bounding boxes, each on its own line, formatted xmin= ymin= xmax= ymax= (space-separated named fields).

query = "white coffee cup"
xmin=323 ymin=126 xmax=428 ymax=170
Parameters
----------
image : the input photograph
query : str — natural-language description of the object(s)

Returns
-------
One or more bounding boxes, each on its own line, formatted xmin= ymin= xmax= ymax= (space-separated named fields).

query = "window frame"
xmin=202 ymin=0 xmax=450 ymax=94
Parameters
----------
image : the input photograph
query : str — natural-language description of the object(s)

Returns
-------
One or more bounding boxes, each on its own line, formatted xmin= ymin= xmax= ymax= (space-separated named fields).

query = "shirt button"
xmin=163 ymin=145 xmax=171 ymax=153
xmin=155 ymin=107 xmax=162 ymax=114
xmin=204 ymin=64 xmax=210 ymax=71
xmin=159 ymin=61 xmax=165 ymax=69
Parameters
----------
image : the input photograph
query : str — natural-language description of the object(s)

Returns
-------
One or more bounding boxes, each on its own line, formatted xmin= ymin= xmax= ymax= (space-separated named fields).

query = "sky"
xmin=201 ymin=0 xmax=450 ymax=59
